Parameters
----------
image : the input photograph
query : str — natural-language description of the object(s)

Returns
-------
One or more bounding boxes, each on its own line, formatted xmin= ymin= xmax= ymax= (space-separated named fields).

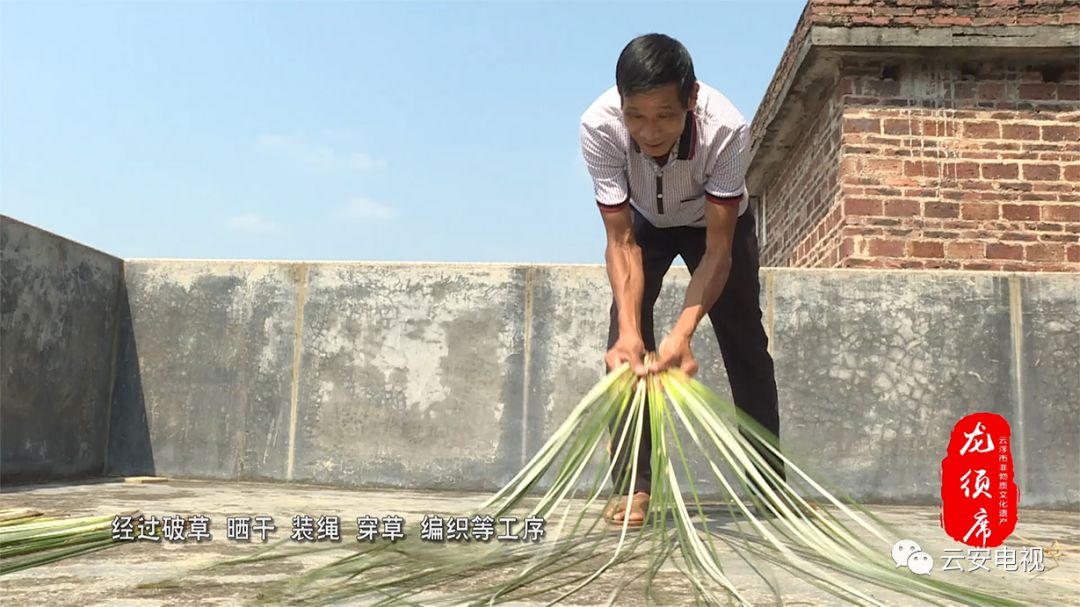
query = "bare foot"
xmin=605 ymin=492 xmax=650 ymax=526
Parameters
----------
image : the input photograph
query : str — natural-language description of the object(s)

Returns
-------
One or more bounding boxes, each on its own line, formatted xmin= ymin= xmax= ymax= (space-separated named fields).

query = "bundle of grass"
xmin=203 ymin=365 xmax=1026 ymax=606
xmin=0 ymin=509 xmax=130 ymax=575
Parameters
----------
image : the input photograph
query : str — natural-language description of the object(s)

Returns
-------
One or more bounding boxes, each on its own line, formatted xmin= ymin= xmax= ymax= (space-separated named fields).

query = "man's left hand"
xmin=649 ymin=333 xmax=699 ymax=377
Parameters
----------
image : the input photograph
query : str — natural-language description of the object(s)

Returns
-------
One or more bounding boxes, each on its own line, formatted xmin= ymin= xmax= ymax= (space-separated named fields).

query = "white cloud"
xmin=225 ymin=212 xmax=284 ymax=235
xmin=257 ymin=133 xmax=387 ymax=172
xmin=334 ymin=197 xmax=396 ymax=222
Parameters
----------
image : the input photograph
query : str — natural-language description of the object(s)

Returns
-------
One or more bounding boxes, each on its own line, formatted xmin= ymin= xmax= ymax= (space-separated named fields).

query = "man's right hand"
xmin=606 ymin=335 xmax=648 ymax=377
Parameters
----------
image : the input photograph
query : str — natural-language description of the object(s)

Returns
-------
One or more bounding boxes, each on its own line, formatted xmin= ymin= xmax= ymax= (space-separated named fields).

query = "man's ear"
xmin=688 ymin=81 xmax=700 ymax=110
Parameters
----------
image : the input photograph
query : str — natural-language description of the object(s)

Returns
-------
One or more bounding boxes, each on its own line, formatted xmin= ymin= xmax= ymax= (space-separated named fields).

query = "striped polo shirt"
xmin=579 ymin=81 xmax=751 ymax=228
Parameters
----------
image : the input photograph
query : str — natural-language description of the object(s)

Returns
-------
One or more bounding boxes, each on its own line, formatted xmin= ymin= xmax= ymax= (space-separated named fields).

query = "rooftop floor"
xmin=1 ymin=479 xmax=1077 ymax=606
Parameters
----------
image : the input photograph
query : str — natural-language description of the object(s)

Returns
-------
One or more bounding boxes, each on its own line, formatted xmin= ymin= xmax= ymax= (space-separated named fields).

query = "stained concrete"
xmin=770 ymin=270 xmax=1016 ymax=505
xmin=1 ymin=217 xmax=1077 ymax=507
xmin=0 ymin=216 xmax=122 ymax=483
xmin=292 ymin=263 xmax=528 ymax=490
xmin=1017 ymin=275 xmax=1080 ymax=508
xmin=108 ymin=261 xmax=301 ymax=481
xmin=0 ymin=479 xmax=1076 ymax=606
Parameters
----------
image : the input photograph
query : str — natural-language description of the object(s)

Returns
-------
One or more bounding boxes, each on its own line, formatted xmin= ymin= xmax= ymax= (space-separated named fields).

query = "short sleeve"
xmin=704 ymin=122 xmax=751 ymax=202
xmin=580 ymin=121 xmax=629 ymax=207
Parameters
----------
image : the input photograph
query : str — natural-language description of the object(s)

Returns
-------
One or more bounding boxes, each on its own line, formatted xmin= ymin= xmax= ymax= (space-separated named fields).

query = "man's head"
xmin=616 ymin=33 xmax=699 ymax=158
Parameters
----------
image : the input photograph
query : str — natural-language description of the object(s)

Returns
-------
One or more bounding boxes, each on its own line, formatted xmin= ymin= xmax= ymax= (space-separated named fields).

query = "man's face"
xmin=621 ymin=82 xmax=698 ymax=158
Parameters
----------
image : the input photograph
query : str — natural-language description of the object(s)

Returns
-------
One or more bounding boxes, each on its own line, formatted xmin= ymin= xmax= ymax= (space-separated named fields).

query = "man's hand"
xmin=606 ymin=335 xmax=648 ymax=376
xmin=649 ymin=332 xmax=699 ymax=377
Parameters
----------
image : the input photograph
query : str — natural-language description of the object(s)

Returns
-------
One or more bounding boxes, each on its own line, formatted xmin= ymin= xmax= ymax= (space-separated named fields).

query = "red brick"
xmin=1068 ymin=245 xmax=1080 ymax=263
xmin=961 ymin=203 xmax=1000 ymax=220
xmin=1002 ymin=231 xmax=1039 ymax=241
xmin=840 ymin=237 xmax=855 ymax=258
xmin=1018 ymin=83 xmax=1057 ymax=100
xmin=845 ymin=117 xmax=881 ymax=134
xmin=965 ymin=121 xmax=1001 ymax=139
xmin=978 ymin=191 xmax=1010 ymax=202
xmin=986 ymin=243 xmax=1023 ymax=260
xmin=1026 ymin=243 xmax=1066 ymax=262
xmin=945 ymin=241 xmax=986 ymax=259
xmin=944 ymin=162 xmax=980 ymax=180
xmin=982 ymin=163 xmax=1019 ymax=180
xmin=868 ymin=238 xmax=905 ymax=257
xmin=1040 ymin=233 xmax=1080 ymax=244
xmin=935 ymin=15 xmax=974 ymax=25
xmin=883 ymin=199 xmax=921 ymax=216
xmin=1002 ymin=204 xmax=1040 ymax=220
xmin=866 ymin=158 xmax=904 ymax=175
xmin=1059 ymin=84 xmax=1080 ymax=101
xmin=843 ymin=198 xmax=882 ymax=215
xmin=1067 ymin=165 xmax=1080 ymax=182
xmin=945 ymin=190 xmax=978 ymax=202
xmin=884 ymin=119 xmax=914 ymax=135
xmin=1042 ymin=125 xmax=1080 ymax=142
xmin=926 ymin=202 xmax=960 ymax=218
xmin=891 ymin=14 xmax=931 ymax=25
xmin=1002 ymin=124 xmax=1040 ymax=140
xmin=962 ymin=261 xmax=994 ymax=271
xmin=1023 ymin=164 xmax=1061 ymax=181
xmin=904 ymin=161 xmax=940 ymax=178
xmin=1042 ymin=204 xmax=1080 ymax=222
xmin=851 ymin=15 xmax=891 ymax=25
xmin=925 ymin=230 xmax=959 ymax=239
xmin=922 ymin=120 xmax=958 ymax=137
xmin=909 ymin=240 xmax=944 ymax=258
xmin=903 ymin=187 xmax=937 ymax=198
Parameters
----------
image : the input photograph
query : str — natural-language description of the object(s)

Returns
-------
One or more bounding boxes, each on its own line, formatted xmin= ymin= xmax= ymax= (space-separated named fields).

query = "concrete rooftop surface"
xmin=0 ymin=479 xmax=1076 ymax=606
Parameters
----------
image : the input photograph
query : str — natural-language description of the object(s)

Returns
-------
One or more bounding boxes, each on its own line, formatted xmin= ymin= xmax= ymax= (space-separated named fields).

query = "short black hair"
xmin=616 ymin=34 xmax=696 ymax=108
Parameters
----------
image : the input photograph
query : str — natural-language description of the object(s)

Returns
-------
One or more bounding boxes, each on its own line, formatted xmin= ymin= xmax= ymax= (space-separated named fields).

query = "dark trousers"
xmin=606 ymin=207 xmax=784 ymax=495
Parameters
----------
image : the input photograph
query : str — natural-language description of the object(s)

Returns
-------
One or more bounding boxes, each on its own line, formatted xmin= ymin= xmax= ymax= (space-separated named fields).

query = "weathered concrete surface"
xmin=107 ymin=261 xmax=301 ymax=481
xmin=3 ymin=212 xmax=1075 ymax=506
xmin=292 ymin=263 xmax=527 ymax=490
xmin=771 ymin=270 xmax=1016 ymax=505
xmin=0 ymin=216 xmax=122 ymax=483
xmin=93 ymin=256 xmax=1078 ymax=507
xmin=1018 ymin=275 xmax=1080 ymax=508
xmin=0 ymin=479 xmax=1076 ymax=606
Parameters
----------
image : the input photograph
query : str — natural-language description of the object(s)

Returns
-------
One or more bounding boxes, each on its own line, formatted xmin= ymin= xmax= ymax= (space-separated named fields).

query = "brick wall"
xmin=808 ymin=0 xmax=1077 ymax=28
xmin=760 ymin=55 xmax=1080 ymax=271
xmin=758 ymin=83 xmax=845 ymax=268
xmin=751 ymin=0 xmax=1078 ymax=152
xmin=750 ymin=0 xmax=1080 ymax=272
xmin=836 ymin=57 xmax=1079 ymax=270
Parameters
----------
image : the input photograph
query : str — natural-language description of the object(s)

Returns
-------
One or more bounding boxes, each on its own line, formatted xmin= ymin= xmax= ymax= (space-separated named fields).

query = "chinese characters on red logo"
xmin=940 ymin=413 xmax=1018 ymax=548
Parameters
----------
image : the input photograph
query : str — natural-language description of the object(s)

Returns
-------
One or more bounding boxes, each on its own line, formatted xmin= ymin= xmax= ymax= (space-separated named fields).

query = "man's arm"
xmin=601 ymin=204 xmax=648 ymax=375
xmin=651 ymin=199 xmax=739 ymax=375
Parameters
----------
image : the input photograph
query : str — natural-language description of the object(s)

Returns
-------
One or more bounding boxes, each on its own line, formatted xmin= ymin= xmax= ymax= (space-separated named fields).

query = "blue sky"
xmin=1 ymin=0 xmax=804 ymax=263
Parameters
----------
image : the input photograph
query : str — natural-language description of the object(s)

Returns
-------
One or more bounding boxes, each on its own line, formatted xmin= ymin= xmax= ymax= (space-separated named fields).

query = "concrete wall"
xmin=1 ymin=216 xmax=1074 ymax=506
xmin=0 ymin=216 xmax=123 ymax=483
xmin=109 ymin=258 xmax=1079 ymax=508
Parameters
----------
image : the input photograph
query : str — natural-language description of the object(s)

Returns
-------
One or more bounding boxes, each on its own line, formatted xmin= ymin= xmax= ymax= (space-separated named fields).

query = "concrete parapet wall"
xmin=1 ymin=216 xmax=1075 ymax=506
xmin=0 ymin=216 xmax=123 ymax=483
xmin=110 ymin=258 xmax=1078 ymax=507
